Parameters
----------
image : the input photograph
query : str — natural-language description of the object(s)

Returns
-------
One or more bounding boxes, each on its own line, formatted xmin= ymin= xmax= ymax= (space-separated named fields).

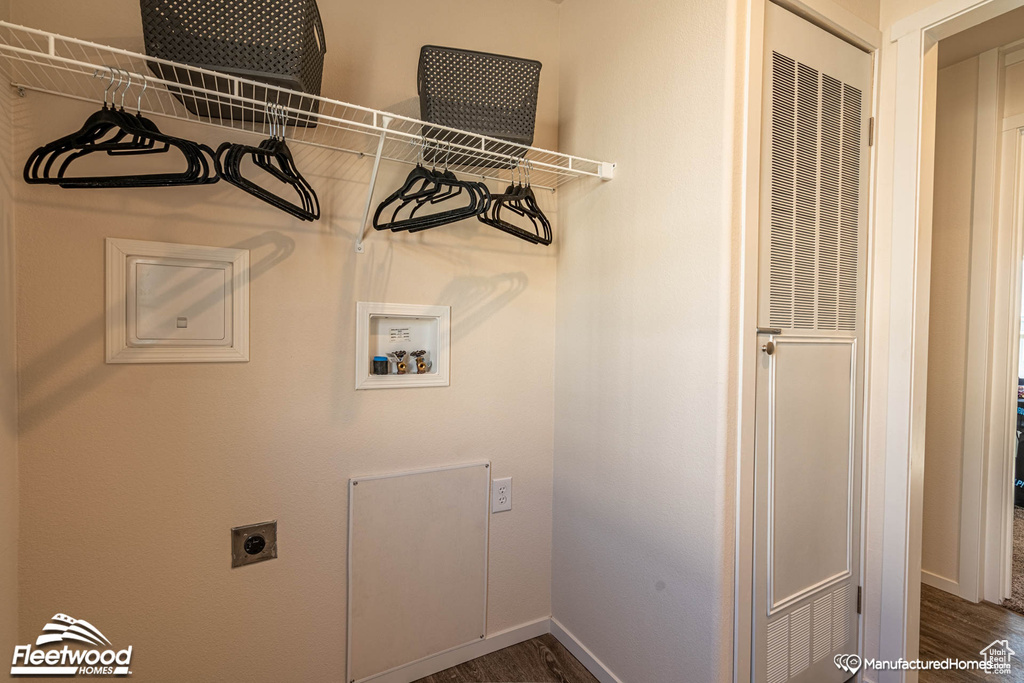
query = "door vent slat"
xmin=767 ymin=615 xmax=790 ymax=683
xmin=789 ymin=605 xmax=811 ymax=676
xmin=769 ymin=51 xmax=862 ymax=332
xmin=812 ymin=594 xmax=832 ymax=663
xmin=832 ymin=584 xmax=851 ymax=650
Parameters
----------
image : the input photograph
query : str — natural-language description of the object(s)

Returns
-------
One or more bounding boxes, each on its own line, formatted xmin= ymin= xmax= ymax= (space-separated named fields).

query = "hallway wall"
xmin=922 ymin=55 xmax=979 ymax=587
xmin=553 ymin=0 xmax=736 ymax=680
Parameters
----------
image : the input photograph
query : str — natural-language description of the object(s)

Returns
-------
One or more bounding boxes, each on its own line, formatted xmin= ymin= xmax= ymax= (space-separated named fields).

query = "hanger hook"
xmin=278 ymin=104 xmax=287 ymax=141
xmin=137 ymin=74 xmax=147 ymax=114
xmin=120 ymin=70 xmax=132 ymax=110
xmin=110 ymin=68 xmax=125 ymax=109
xmin=264 ymin=101 xmax=272 ymax=139
xmin=102 ymin=67 xmax=116 ymax=108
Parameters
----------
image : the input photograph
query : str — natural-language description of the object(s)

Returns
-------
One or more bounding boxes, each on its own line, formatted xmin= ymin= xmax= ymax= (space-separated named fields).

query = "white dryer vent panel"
xmin=769 ymin=52 xmax=861 ymax=331
xmin=347 ymin=463 xmax=489 ymax=683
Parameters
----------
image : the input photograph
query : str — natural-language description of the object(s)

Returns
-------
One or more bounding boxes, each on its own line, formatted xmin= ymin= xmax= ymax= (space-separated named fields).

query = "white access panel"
xmin=106 ymin=238 xmax=249 ymax=363
xmin=130 ymin=259 xmax=229 ymax=343
xmin=347 ymin=463 xmax=490 ymax=683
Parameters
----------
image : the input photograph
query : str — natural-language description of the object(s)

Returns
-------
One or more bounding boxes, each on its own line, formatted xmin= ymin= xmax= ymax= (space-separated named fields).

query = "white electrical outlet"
xmin=491 ymin=477 xmax=512 ymax=513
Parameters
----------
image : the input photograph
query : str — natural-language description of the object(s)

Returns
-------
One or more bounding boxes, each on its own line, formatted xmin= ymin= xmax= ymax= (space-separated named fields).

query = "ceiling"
xmin=939 ymin=5 xmax=1024 ymax=68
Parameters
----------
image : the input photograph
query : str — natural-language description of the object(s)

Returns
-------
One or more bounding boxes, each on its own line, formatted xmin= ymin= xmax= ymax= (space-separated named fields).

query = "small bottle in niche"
xmin=372 ymin=356 xmax=389 ymax=375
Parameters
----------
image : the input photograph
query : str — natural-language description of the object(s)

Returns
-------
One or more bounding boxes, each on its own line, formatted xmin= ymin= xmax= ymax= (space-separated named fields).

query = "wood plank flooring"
xmin=920 ymin=583 xmax=1024 ymax=682
xmin=412 ymin=634 xmax=599 ymax=683
xmin=414 ymin=588 xmax=1024 ymax=683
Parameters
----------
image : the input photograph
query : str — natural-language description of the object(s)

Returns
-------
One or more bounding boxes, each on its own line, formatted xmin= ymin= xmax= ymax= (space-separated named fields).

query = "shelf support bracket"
xmin=355 ymin=115 xmax=391 ymax=254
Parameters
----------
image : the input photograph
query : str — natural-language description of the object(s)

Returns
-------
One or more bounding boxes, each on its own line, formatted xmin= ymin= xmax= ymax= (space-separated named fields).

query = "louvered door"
xmin=753 ymin=4 xmax=872 ymax=683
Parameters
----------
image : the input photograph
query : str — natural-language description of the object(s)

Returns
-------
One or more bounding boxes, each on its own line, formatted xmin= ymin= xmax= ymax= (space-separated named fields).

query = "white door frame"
xmin=733 ymin=1 xmax=881 ymax=681
xmin=868 ymin=1 xmax=1024 ymax=682
xmin=955 ymin=46 xmax=1002 ymax=605
xmin=985 ymin=120 xmax=1024 ymax=603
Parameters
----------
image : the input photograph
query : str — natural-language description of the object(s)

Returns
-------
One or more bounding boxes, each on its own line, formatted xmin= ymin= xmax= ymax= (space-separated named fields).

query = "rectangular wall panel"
xmin=347 ymin=463 xmax=490 ymax=682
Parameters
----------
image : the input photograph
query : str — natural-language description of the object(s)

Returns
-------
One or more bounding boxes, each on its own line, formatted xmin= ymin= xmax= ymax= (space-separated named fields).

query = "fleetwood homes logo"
xmin=10 ymin=614 xmax=132 ymax=677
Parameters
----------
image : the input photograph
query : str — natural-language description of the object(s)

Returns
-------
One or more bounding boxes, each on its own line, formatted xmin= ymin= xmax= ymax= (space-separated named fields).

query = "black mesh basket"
xmin=140 ymin=0 xmax=326 ymax=127
xmin=418 ymin=46 xmax=541 ymax=167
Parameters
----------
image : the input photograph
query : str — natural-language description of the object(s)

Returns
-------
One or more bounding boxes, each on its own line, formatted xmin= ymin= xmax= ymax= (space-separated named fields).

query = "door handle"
xmin=762 ymin=341 xmax=775 ymax=355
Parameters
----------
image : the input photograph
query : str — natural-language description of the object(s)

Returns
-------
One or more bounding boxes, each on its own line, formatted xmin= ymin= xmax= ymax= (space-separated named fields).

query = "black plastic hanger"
xmin=478 ymin=160 xmax=552 ymax=245
xmin=215 ymin=104 xmax=320 ymax=221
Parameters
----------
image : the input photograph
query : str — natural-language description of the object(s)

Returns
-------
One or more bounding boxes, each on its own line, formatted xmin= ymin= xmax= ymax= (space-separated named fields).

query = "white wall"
xmin=921 ymin=56 xmax=978 ymax=586
xmin=12 ymin=1 xmax=559 ymax=680
xmin=0 ymin=0 xmax=18 ymax=659
xmin=553 ymin=0 xmax=735 ymax=680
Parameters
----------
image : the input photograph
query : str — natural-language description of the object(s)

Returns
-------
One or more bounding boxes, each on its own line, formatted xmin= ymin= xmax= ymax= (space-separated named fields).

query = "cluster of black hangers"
xmin=24 ymin=67 xmax=320 ymax=221
xmin=373 ymin=140 xmax=552 ymax=246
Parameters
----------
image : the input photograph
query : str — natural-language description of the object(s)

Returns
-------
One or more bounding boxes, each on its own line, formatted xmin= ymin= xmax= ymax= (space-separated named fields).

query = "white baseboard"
xmin=360 ymin=617 xmax=550 ymax=683
xmin=550 ymin=617 xmax=624 ymax=683
xmin=921 ymin=569 xmax=960 ymax=597
xmin=356 ymin=615 xmax=620 ymax=683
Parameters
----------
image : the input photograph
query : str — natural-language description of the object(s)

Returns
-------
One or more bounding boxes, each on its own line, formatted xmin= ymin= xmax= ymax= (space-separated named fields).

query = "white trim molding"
xmin=354 ymin=302 xmax=451 ymax=390
xmin=958 ymin=47 xmax=1002 ymax=605
xmin=550 ymin=619 xmax=624 ymax=683
xmin=105 ymin=238 xmax=249 ymax=364
xmin=921 ymin=569 xmax=961 ymax=596
xmin=358 ymin=618 xmax=550 ymax=683
xmin=349 ymin=616 xmax=624 ymax=683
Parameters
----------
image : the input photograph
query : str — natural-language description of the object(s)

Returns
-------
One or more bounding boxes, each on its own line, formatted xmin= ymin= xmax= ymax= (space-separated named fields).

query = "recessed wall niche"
xmin=355 ymin=302 xmax=451 ymax=390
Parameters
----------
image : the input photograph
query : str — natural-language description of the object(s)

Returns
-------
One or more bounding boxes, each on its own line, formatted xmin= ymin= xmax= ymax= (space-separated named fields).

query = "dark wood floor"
xmin=412 ymin=634 xmax=599 ymax=683
xmin=920 ymin=583 xmax=1024 ymax=682
xmin=415 ymin=589 xmax=1024 ymax=683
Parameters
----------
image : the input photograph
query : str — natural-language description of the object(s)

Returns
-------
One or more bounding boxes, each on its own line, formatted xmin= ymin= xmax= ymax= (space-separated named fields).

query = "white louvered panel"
xmin=794 ymin=62 xmax=819 ymax=330
xmin=839 ymin=85 xmax=861 ymax=331
xmin=789 ymin=605 xmax=811 ymax=677
xmin=770 ymin=52 xmax=796 ymax=329
xmin=767 ymin=615 xmax=790 ymax=683
xmin=818 ymin=75 xmax=842 ymax=330
xmin=769 ymin=52 xmax=863 ymax=332
xmin=832 ymin=585 xmax=851 ymax=650
xmin=812 ymin=594 xmax=832 ymax=663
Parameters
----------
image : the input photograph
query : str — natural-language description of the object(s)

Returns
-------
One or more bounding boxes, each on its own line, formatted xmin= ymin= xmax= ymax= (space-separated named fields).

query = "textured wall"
xmin=553 ymin=0 xmax=735 ymax=680
xmin=13 ymin=1 xmax=559 ymax=680
xmin=835 ymin=0 xmax=881 ymax=30
xmin=921 ymin=56 xmax=979 ymax=585
xmin=0 ymin=0 xmax=17 ymax=662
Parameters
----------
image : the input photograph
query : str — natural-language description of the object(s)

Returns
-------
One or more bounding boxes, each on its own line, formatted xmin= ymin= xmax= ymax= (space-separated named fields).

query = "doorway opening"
xmin=918 ymin=9 xmax=1024 ymax=676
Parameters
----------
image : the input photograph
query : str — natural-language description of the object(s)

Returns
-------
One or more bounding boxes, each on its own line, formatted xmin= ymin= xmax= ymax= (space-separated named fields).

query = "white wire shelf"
xmin=0 ymin=21 xmax=615 ymax=250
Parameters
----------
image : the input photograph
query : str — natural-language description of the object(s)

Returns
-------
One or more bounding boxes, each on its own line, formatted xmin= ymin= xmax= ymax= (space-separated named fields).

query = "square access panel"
xmin=106 ymin=238 xmax=249 ymax=363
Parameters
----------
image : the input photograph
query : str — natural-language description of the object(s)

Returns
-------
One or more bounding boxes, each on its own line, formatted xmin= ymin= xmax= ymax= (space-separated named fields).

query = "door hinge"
xmin=868 ymin=117 xmax=874 ymax=147
xmin=857 ymin=586 xmax=862 ymax=614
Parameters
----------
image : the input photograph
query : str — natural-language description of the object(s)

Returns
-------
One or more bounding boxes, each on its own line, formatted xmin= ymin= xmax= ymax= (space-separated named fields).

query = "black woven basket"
xmin=418 ymin=46 xmax=541 ymax=167
xmin=140 ymin=0 xmax=326 ymax=127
